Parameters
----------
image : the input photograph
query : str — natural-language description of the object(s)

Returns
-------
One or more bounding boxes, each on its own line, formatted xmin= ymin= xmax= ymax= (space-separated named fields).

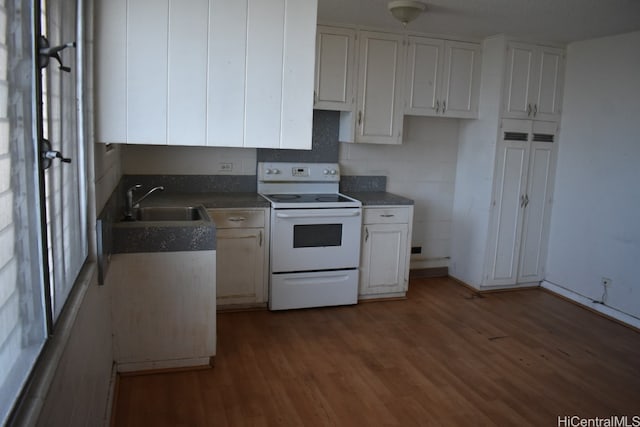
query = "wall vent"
xmin=533 ymin=133 xmax=554 ymax=143
xmin=503 ymin=131 xmax=528 ymax=141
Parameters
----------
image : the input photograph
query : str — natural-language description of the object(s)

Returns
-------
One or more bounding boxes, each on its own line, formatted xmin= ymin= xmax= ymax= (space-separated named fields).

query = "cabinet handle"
xmin=313 ymin=90 xmax=317 ymax=105
xmin=520 ymin=194 xmax=525 ymax=208
xmin=380 ymin=214 xmax=395 ymax=218
xmin=442 ymin=100 xmax=446 ymax=113
xmin=365 ymin=227 xmax=369 ymax=242
xmin=358 ymin=110 xmax=362 ymax=126
xmin=435 ymin=100 xmax=440 ymax=113
xmin=524 ymin=194 xmax=530 ymax=207
xmin=228 ymin=217 xmax=246 ymax=222
xmin=527 ymin=104 xmax=532 ymax=116
xmin=533 ymin=104 xmax=537 ymax=117
xmin=259 ymin=230 xmax=263 ymax=247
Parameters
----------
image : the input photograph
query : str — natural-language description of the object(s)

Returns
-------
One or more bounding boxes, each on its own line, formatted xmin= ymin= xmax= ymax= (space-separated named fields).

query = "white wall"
xmin=340 ymin=116 xmax=459 ymax=269
xmin=545 ymin=31 xmax=640 ymax=319
xmin=122 ymin=145 xmax=258 ymax=176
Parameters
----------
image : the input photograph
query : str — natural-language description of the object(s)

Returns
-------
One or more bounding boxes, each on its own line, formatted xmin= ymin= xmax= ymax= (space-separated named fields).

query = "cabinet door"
xmin=314 ymin=26 xmax=355 ymax=111
xmin=126 ymin=0 xmax=169 ymax=144
xmin=405 ymin=36 xmax=443 ymax=116
xmin=207 ymin=0 xmax=247 ymax=147
xmin=360 ymin=223 xmax=409 ymax=296
xmin=356 ymin=31 xmax=405 ymax=145
xmin=167 ymin=0 xmax=209 ymax=146
xmin=216 ymin=228 xmax=266 ymax=305
xmin=486 ymin=138 xmax=529 ymax=286
xmin=503 ymin=43 xmax=536 ymax=119
xmin=441 ymin=41 xmax=481 ymax=118
xmin=95 ymin=0 xmax=126 ymax=143
xmin=531 ymin=47 xmax=564 ymax=122
xmin=517 ymin=138 xmax=554 ymax=283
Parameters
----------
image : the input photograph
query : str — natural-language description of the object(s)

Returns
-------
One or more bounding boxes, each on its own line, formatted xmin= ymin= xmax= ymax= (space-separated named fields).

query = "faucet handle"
xmin=127 ymin=184 xmax=142 ymax=193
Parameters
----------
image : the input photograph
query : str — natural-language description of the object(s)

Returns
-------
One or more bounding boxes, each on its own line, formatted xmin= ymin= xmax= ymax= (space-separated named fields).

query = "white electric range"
xmin=258 ymin=162 xmax=362 ymax=310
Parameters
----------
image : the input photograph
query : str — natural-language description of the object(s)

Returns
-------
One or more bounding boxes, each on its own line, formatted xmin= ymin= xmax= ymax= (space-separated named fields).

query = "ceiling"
xmin=317 ymin=0 xmax=640 ymax=44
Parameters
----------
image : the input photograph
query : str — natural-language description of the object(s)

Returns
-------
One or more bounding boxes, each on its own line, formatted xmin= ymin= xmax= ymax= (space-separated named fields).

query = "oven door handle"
xmin=275 ymin=211 xmax=361 ymax=219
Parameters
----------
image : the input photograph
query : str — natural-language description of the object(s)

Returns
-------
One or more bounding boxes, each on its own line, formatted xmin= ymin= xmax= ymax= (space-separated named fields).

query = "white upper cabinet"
xmin=503 ymin=42 xmax=564 ymax=122
xmin=314 ymin=26 xmax=356 ymax=111
xmin=95 ymin=0 xmax=317 ymax=148
xmin=355 ymin=31 xmax=406 ymax=145
xmin=406 ymin=37 xmax=481 ymax=118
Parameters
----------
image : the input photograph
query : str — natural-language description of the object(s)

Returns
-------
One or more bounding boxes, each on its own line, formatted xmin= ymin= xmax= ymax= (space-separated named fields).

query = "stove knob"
xmin=265 ymin=168 xmax=273 ymax=175
xmin=272 ymin=168 xmax=281 ymax=175
xmin=329 ymin=169 xmax=337 ymax=175
xmin=323 ymin=169 xmax=330 ymax=175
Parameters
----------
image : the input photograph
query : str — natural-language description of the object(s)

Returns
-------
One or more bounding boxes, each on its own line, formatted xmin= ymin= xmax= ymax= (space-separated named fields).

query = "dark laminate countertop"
xmin=138 ymin=192 xmax=271 ymax=209
xmin=345 ymin=191 xmax=414 ymax=206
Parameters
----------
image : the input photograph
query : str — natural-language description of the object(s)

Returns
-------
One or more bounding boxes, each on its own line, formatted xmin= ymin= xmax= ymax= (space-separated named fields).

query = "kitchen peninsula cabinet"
xmin=359 ymin=206 xmax=414 ymax=299
xmin=95 ymin=0 xmax=317 ymax=149
xmin=405 ymin=37 xmax=481 ymax=118
xmin=209 ymin=208 xmax=269 ymax=307
xmin=502 ymin=42 xmax=564 ymax=122
xmin=109 ymin=250 xmax=216 ymax=372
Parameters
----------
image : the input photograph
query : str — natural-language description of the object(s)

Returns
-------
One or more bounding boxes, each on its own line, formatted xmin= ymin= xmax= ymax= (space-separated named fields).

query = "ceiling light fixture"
xmin=388 ymin=0 xmax=426 ymax=26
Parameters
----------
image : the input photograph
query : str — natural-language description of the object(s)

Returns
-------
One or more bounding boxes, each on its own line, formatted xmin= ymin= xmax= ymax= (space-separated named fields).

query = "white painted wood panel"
xmin=533 ymin=47 xmax=564 ymax=121
xmin=406 ymin=37 xmax=442 ymax=114
xmin=110 ymin=251 xmax=216 ymax=371
xmin=357 ymin=31 xmax=405 ymax=145
xmin=441 ymin=41 xmax=481 ymax=118
xmin=314 ymin=26 xmax=355 ymax=111
xmin=216 ymin=228 xmax=266 ymax=304
xmin=208 ymin=0 xmax=247 ymax=147
xmin=518 ymin=140 xmax=553 ymax=282
xmin=280 ymin=0 xmax=317 ymax=150
xmin=244 ymin=0 xmax=285 ymax=148
xmin=503 ymin=43 xmax=535 ymax=119
xmin=95 ymin=0 xmax=126 ymax=143
xmin=360 ymin=223 xmax=408 ymax=296
xmin=167 ymin=0 xmax=209 ymax=146
xmin=126 ymin=0 xmax=169 ymax=144
xmin=486 ymin=141 xmax=528 ymax=285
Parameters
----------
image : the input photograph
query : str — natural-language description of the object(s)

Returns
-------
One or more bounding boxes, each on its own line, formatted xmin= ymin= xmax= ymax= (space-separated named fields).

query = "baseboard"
xmin=541 ymin=280 xmax=640 ymax=331
xmin=116 ymin=357 xmax=212 ymax=374
xmin=409 ymin=267 xmax=448 ymax=278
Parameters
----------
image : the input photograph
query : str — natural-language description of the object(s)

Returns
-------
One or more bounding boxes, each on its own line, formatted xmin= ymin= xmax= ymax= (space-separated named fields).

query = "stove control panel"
xmin=258 ymin=162 xmax=341 ymax=182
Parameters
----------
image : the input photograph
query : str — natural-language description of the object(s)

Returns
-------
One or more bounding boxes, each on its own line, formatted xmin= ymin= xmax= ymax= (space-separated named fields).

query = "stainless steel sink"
xmin=133 ymin=206 xmax=203 ymax=222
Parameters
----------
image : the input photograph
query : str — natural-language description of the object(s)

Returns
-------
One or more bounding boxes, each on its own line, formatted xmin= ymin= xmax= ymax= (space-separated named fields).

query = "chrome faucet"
xmin=124 ymin=184 xmax=165 ymax=219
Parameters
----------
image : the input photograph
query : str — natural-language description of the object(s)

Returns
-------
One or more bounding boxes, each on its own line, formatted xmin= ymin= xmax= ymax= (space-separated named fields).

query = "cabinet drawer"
xmin=363 ymin=207 xmax=410 ymax=224
xmin=209 ymin=209 xmax=265 ymax=229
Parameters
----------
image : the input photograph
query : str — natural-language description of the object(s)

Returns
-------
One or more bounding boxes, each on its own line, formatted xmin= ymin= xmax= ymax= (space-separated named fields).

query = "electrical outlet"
xmin=601 ymin=277 xmax=612 ymax=287
xmin=219 ymin=162 xmax=233 ymax=172
xmin=411 ymin=246 xmax=422 ymax=254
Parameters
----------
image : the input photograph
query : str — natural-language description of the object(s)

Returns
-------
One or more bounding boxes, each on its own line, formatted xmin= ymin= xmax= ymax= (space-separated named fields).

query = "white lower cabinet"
xmin=209 ymin=208 xmax=269 ymax=307
xmin=359 ymin=206 xmax=413 ymax=299
xmin=109 ymin=250 xmax=216 ymax=372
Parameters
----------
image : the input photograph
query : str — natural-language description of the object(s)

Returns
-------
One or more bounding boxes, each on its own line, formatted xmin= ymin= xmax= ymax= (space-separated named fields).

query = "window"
xmin=1 ymin=0 xmax=89 ymax=422
xmin=0 ymin=0 xmax=48 ymax=421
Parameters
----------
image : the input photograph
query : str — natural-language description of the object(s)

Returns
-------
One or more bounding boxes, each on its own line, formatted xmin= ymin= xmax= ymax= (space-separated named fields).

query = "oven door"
xmin=271 ymin=208 xmax=362 ymax=272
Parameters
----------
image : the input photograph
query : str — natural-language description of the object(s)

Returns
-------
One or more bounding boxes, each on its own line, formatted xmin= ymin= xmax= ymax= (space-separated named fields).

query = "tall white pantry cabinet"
xmin=450 ymin=35 xmax=564 ymax=290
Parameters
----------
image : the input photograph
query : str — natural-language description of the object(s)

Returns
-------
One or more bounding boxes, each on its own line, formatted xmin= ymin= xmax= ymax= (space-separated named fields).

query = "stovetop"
xmin=259 ymin=192 xmax=361 ymax=209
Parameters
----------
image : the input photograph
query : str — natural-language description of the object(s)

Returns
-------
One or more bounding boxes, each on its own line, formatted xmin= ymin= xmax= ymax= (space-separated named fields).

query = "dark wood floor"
xmin=114 ymin=277 xmax=640 ymax=426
